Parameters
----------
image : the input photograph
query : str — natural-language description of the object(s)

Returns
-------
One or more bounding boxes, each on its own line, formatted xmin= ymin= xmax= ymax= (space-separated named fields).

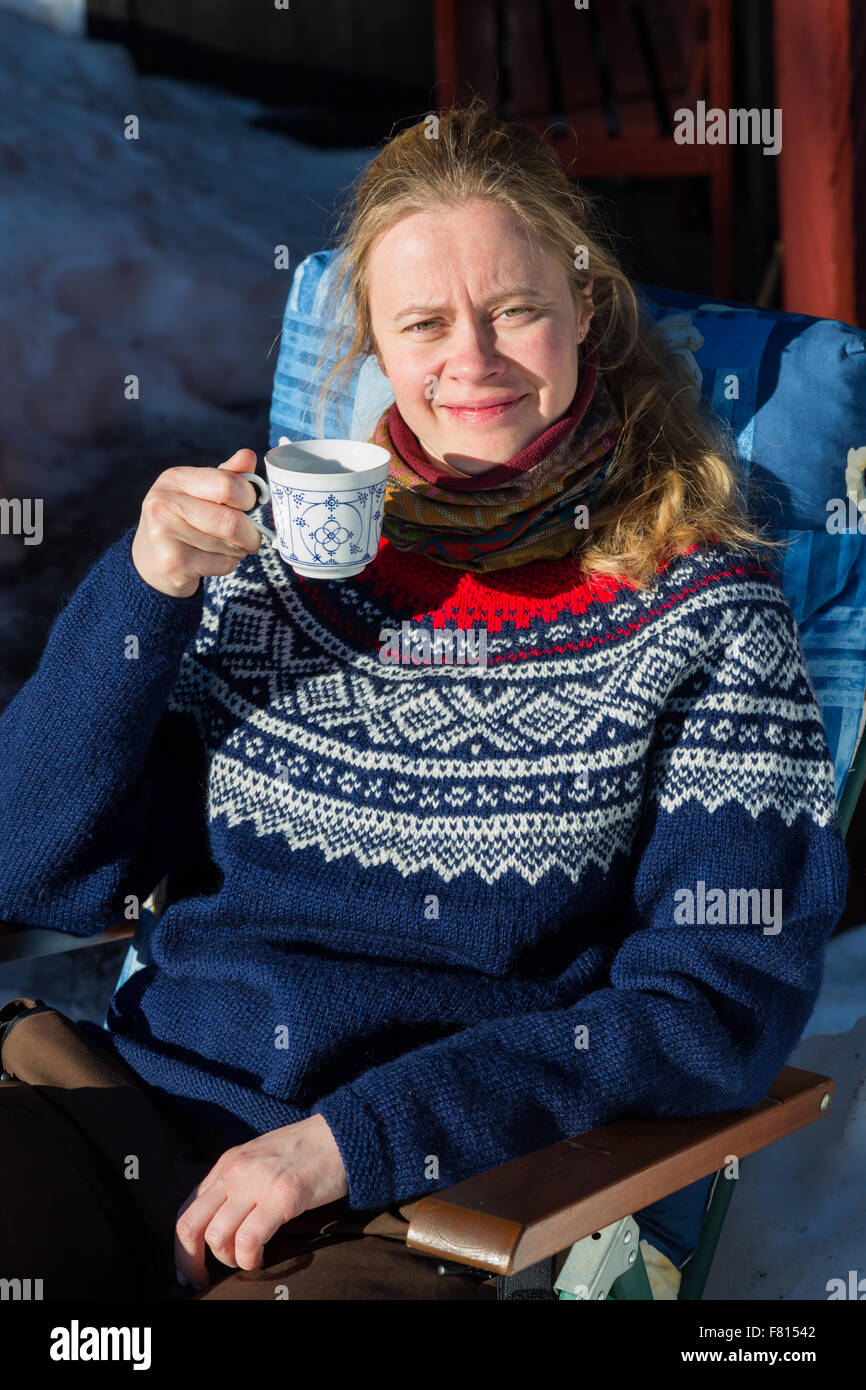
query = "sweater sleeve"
xmin=310 ymin=581 xmax=850 ymax=1211
xmin=0 ymin=525 xmax=208 ymax=936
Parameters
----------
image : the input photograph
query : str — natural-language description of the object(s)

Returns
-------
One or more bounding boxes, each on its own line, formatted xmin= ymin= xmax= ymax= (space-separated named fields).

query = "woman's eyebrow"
xmin=392 ymin=286 xmax=545 ymax=321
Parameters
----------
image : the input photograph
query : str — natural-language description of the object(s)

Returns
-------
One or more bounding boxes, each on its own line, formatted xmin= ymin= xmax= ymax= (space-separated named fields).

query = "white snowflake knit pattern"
xmin=165 ymin=535 xmax=839 ymax=887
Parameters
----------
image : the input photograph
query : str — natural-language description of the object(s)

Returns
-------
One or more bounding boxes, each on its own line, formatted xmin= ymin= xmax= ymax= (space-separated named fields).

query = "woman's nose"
xmin=443 ymin=316 xmax=505 ymax=379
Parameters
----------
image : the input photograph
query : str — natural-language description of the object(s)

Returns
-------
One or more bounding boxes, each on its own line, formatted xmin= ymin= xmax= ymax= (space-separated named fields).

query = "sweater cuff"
xmin=118 ymin=524 xmax=206 ymax=624
xmin=311 ymin=1084 xmax=396 ymax=1212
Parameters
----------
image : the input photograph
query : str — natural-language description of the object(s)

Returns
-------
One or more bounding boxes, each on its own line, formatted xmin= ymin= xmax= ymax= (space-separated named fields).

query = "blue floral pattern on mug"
xmin=270 ymin=480 xmax=388 ymax=566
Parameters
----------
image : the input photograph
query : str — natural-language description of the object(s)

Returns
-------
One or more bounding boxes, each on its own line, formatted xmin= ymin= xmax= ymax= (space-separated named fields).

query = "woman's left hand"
xmin=174 ymin=1114 xmax=349 ymax=1288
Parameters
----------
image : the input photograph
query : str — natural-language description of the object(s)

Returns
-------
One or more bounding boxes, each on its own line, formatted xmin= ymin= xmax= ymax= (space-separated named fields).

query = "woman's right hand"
xmin=131 ymin=449 xmax=264 ymax=598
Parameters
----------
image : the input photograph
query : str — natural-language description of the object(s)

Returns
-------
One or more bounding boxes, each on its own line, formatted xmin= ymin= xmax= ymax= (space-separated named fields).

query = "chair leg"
xmin=677 ymin=1165 xmax=738 ymax=1301
xmin=607 ymin=1243 xmax=655 ymax=1300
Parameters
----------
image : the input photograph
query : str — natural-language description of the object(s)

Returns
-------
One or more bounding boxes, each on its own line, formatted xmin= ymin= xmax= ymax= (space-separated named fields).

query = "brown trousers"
xmin=0 ymin=997 xmax=498 ymax=1301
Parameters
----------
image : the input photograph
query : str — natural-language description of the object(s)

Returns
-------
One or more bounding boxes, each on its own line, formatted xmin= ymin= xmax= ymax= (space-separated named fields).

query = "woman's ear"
xmin=578 ymin=285 xmax=595 ymax=342
xmin=578 ymin=280 xmax=595 ymax=330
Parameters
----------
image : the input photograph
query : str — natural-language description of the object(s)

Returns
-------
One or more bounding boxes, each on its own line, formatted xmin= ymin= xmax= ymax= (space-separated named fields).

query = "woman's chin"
xmin=432 ymin=447 xmax=518 ymax=473
xmin=428 ymin=426 xmax=536 ymax=470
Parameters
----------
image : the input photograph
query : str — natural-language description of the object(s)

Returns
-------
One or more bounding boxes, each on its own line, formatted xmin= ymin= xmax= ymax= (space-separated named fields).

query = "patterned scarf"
xmin=370 ymin=346 xmax=623 ymax=572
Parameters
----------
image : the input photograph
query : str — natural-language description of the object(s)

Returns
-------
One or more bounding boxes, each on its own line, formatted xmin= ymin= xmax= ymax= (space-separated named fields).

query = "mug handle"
xmin=239 ymin=472 xmax=278 ymax=544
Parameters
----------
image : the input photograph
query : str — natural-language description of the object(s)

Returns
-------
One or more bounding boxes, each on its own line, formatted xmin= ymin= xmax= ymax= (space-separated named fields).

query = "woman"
xmin=0 ymin=102 xmax=848 ymax=1302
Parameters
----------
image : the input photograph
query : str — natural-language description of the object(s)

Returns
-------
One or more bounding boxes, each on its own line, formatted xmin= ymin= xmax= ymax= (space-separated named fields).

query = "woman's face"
xmin=367 ymin=199 xmax=594 ymax=474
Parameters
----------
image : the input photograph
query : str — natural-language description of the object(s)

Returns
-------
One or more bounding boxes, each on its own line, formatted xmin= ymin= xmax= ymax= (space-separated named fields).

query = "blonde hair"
xmin=311 ymin=97 xmax=788 ymax=591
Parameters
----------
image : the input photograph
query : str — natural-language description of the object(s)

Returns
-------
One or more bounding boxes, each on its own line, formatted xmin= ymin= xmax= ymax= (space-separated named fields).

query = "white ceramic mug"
xmin=239 ymin=439 xmax=391 ymax=579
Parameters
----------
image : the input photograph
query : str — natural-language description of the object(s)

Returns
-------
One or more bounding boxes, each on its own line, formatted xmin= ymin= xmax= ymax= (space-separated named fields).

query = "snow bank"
xmin=0 ymin=9 xmax=370 ymax=514
xmin=704 ymin=923 xmax=866 ymax=1300
xmin=0 ymin=0 xmax=84 ymax=35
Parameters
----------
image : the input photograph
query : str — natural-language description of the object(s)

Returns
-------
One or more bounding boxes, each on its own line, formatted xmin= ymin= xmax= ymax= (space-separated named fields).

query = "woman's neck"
xmin=424 ymin=452 xmax=473 ymax=477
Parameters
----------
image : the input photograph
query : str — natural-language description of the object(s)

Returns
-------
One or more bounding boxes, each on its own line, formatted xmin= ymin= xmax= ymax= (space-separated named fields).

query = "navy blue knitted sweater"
xmin=0 ymin=518 xmax=849 ymax=1211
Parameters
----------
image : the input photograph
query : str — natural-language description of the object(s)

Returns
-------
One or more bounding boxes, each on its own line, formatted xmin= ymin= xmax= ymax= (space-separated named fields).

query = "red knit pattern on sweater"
xmin=292 ymin=534 xmax=772 ymax=636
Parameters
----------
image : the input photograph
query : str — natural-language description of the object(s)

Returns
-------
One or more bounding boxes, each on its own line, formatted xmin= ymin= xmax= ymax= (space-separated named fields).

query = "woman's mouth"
xmin=440 ymin=395 xmax=527 ymax=423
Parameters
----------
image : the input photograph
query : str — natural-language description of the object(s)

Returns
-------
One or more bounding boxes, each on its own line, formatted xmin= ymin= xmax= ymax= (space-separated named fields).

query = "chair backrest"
xmin=269 ymin=250 xmax=866 ymax=813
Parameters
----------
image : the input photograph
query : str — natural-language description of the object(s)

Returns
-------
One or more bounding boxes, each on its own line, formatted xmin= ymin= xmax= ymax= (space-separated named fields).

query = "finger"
xmin=203 ymin=1199 xmax=259 ymax=1271
xmin=153 ymin=541 xmax=246 ymax=584
xmin=147 ymin=488 xmax=264 ymax=556
xmin=158 ymin=460 xmax=260 ymax=516
xmin=232 ymin=1203 xmax=295 ymax=1273
xmin=218 ymin=448 xmax=258 ymax=471
xmin=175 ymin=1185 xmax=228 ymax=1289
xmin=152 ymin=506 xmax=261 ymax=560
xmin=176 ymin=490 xmax=265 ymax=553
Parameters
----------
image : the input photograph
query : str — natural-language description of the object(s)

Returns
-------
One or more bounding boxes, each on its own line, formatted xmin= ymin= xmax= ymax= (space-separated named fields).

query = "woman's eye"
xmin=403 ymin=307 xmax=534 ymax=334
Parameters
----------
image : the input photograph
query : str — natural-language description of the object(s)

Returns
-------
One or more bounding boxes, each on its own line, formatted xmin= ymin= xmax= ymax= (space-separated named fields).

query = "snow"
xmin=704 ymin=934 xmax=866 ymax=1300
xmin=1 ymin=7 xmax=864 ymax=1304
xmin=0 ymin=9 xmax=371 ymax=521
xmin=0 ymin=0 xmax=84 ymax=34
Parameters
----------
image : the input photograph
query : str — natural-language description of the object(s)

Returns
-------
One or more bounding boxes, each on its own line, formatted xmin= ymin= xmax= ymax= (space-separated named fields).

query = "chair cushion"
xmin=640 ymin=285 xmax=866 ymax=805
xmin=268 ymin=252 xmax=866 ymax=801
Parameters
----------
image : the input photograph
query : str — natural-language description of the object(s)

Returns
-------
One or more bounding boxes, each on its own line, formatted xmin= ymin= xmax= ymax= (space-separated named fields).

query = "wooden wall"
xmin=774 ymin=0 xmax=857 ymax=323
xmin=851 ymin=0 xmax=866 ymax=329
xmin=87 ymin=0 xmax=434 ymax=87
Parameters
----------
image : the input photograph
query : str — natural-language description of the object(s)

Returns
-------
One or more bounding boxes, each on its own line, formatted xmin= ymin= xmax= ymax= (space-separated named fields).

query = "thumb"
xmin=219 ymin=448 xmax=257 ymax=471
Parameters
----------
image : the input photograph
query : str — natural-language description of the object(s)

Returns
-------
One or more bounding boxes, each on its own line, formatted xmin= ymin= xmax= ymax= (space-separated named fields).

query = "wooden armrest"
xmin=403 ymin=1065 xmax=834 ymax=1275
xmin=0 ymin=919 xmax=135 ymax=965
